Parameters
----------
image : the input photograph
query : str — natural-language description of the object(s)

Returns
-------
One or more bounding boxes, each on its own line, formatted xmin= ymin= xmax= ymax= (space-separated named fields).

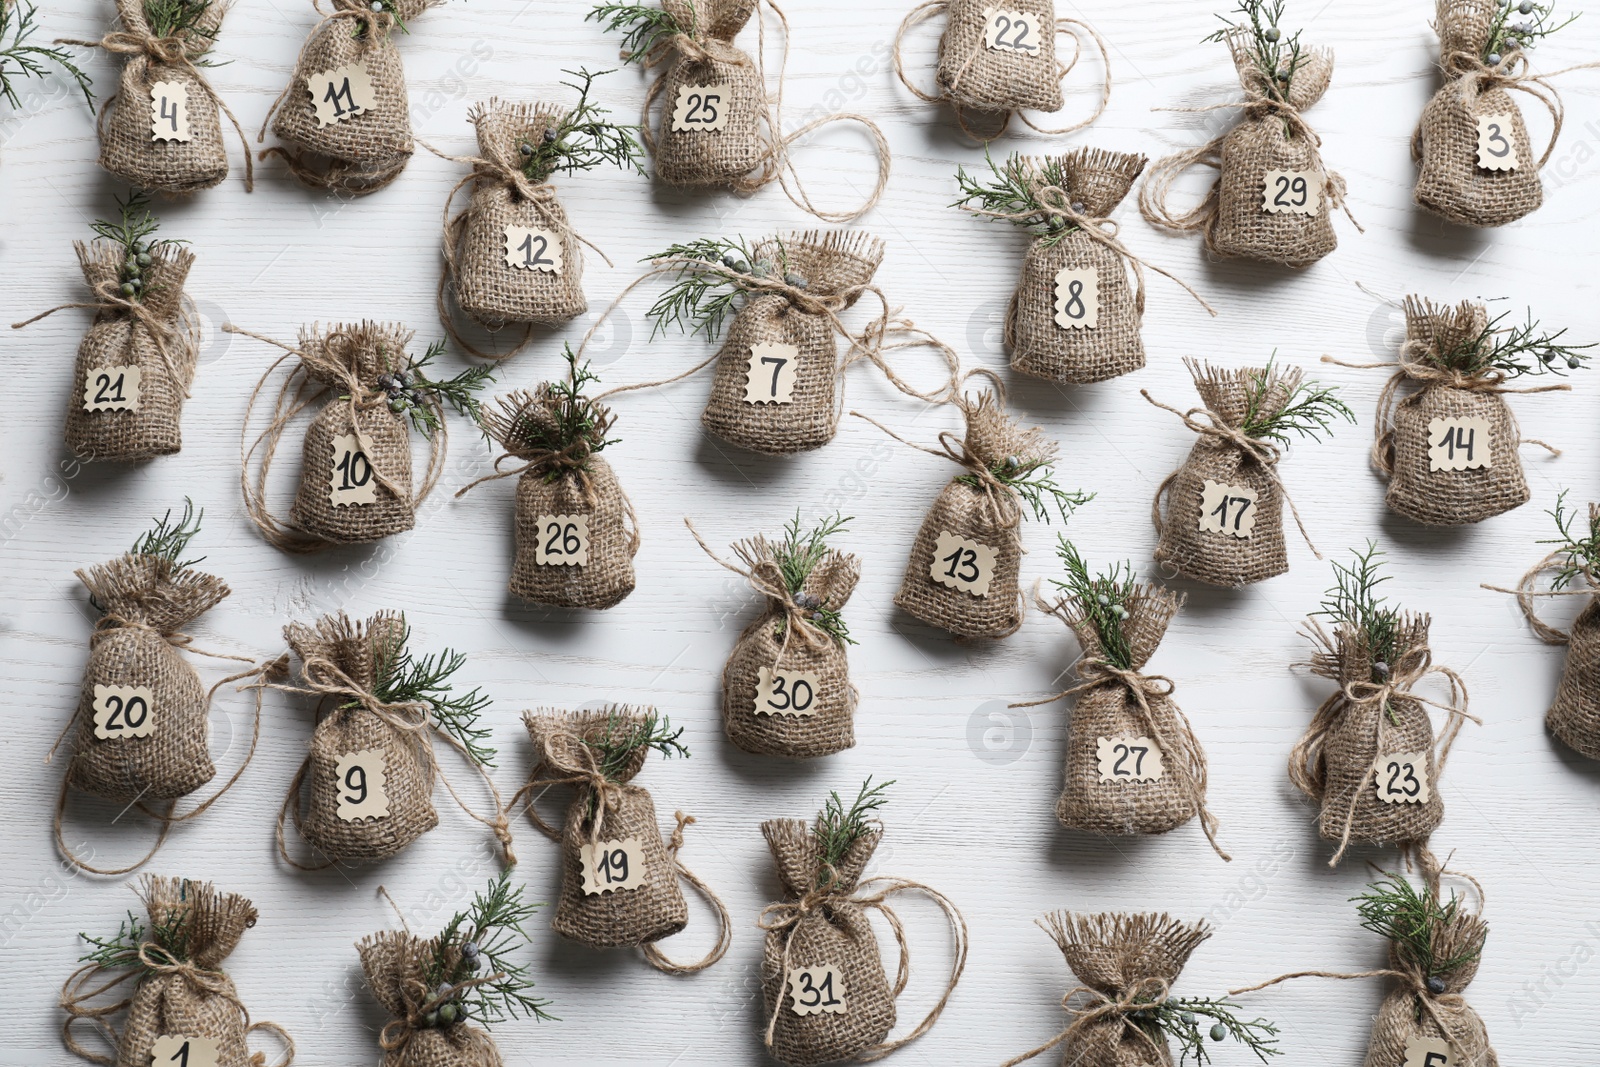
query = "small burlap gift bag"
xmin=1141 ymin=11 xmax=1355 ymax=269
xmin=273 ymin=611 xmax=514 ymax=869
xmin=893 ymin=0 xmax=1110 ymax=140
xmin=1146 ymin=359 xmax=1350 ymax=587
xmin=261 ymin=0 xmax=443 ymax=194
xmin=1344 ymin=296 xmax=1585 ymax=527
xmin=62 ymin=0 xmax=253 ymax=194
xmin=234 ymin=321 xmax=490 ymax=551
xmin=521 ymin=708 xmax=732 ymax=973
xmin=688 ymin=514 xmax=861 ymax=759
xmin=593 ymin=0 xmax=889 ymax=222
xmin=758 ymin=781 xmax=967 ymax=1066
xmin=457 ymin=349 xmax=639 ymax=610
xmin=62 ymin=876 xmax=293 ymax=1067
xmin=955 ymin=149 xmax=1212 ymax=384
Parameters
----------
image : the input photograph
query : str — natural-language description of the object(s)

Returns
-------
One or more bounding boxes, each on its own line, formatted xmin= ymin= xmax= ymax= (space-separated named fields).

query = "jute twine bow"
xmin=1422 ymin=48 xmax=1600 ymax=174
xmin=757 ymin=873 xmax=968 ymax=1060
xmin=377 ymin=968 xmax=506 ymax=1053
xmin=686 ymin=519 xmax=840 ymax=671
xmin=1482 ymin=550 xmax=1595 ymax=646
xmin=1000 ymin=975 xmax=1178 ymax=1066
xmin=892 ymin=2 xmax=1112 ymax=141
xmin=1142 ymin=389 xmax=1320 ymax=559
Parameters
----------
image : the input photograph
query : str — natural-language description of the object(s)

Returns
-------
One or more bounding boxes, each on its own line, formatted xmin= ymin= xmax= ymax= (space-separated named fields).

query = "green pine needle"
xmin=957 ymin=460 xmax=1092 ymax=525
xmin=520 ymin=68 xmax=644 ymax=184
xmin=130 ymin=497 xmax=205 ymax=569
xmin=1353 ymin=874 xmax=1485 ymax=981
xmin=1427 ymin=308 xmax=1593 ymax=380
xmin=1312 ymin=541 xmax=1404 ymax=722
xmin=1539 ymin=489 xmax=1600 ymax=590
xmin=427 ymin=869 xmax=554 ymax=1028
xmin=813 ymin=777 xmax=892 ymax=890
xmin=143 ymin=0 xmax=218 ymax=54
xmin=1203 ymin=0 xmax=1305 ymax=105
xmin=1239 ymin=356 xmax=1353 ymax=446
xmin=372 ymin=624 xmax=496 ymax=767
xmin=587 ymin=2 xmax=690 ymax=65
xmin=91 ymin=192 xmax=186 ymax=304
xmin=642 ymin=236 xmax=794 ymax=341
xmin=78 ymin=894 xmax=192 ymax=976
xmin=0 ymin=1 xmax=94 ymax=109
xmin=769 ymin=512 xmax=856 ymax=647
xmin=588 ymin=708 xmax=689 ymax=784
xmin=1051 ymin=537 xmax=1136 ymax=671
xmin=952 ymin=150 xmax=1077 ymax=244
xmin=398 ymin=340 xmax=495 ymax=437
xmin=1130 ymin=995 xmax=1282 ymax=1065
xmin=1484 ymin=2 xmax=1578 ymax=65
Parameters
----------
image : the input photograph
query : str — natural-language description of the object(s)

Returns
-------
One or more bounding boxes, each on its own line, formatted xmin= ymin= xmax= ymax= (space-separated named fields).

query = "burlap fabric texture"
xmin=358 ymin=930 xmax=506 ymax=1067
xmin=263 ymin=0 xmax=443 ymax=194
xmin=61 ymin=876 xmax=293 ymax=1067
xmin=1148 ymin=360 xmax=1316 ymax=587
xmin=999 ymin=912 xmax=1211 ymax=1067
xmin=1364 ymin=905 xmax=1496 ymax=1067
xmin=1140 ymin=32 xmax=1348 ymax=268
xmin=1504 ymin=539 xmax=1600 ymax=761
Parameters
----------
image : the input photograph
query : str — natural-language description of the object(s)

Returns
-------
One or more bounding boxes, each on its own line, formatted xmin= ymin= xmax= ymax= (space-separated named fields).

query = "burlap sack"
xmin=1413 ymin=0 xmax=1541 ymax=227
xmin=1005 ymin=149 xmax=1148 ymax=384
xmin=358 ymin=930 xmax=505 ymax=1067
xmin=895 ymin=391 xmax=1056 ymax=638
xmin=66 ymin=553 xmax=229 ymax=803
xmin=721 ymin=541 xmax=861 ymax=759
xmin=649 ymin=0 xmax=767 ymax=188
xmin=1377 ymin=299 xmax=1528 ymax=527
xmin=510 ymin=457 xmax=637 ymax=608
xmin=1151 ymin=361 xmax=1297 ymax=588
xmin=447 ymin=101 xmax=587 ymax=334
xmin=1548 ymin=596 xmax=1600 ymax=760
xmin=1364 ymin=910 xmax=1495 ymax=1067
xmin=266 ymin=0 xmax=442 ymax=193
xmin=282 ymin=612 xmax=439 ymax=864
xmin=935 ymin=0 xmax=1063 ymax=114
xmin=63 ymin=241 xmax=198 ymax=462
xmin=701 ymin=231 xmax=884 ymax=455
xmin=760 ymin=820 xmax=894 ymax=1066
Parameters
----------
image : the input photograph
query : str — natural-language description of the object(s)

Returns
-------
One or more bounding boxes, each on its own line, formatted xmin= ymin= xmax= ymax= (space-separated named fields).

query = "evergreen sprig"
xmin=130 ymin=498 xmax=205 ymax=569
xmin=507 ymin=344 xmax=618 ymax=476
xmin=91 ymin=192 xmax=185 ymax=303
xmin=1428 ymin=308 xmax=1593 ymax=380
xmin=0 ymin=1 xmax=93 ymax=109
xmin=813 ymin=777 xmax=892 ymax=890
xmin=1313 ymin=542 xmax=1402 ymax=720
xmin=372 ymin=625 xmax=495 ymax=767
xmin=395 ymin=340 xmax=495 ymax=437
xmin=1354 ymin=874 xmax=1485 ymax=981
xmin=359 ymin=0 xmax=412 ymax=37
xmin=519 ymin=68 xmax=643 ymax=184
xmin=958 ymin=459 xmax=1092 ymax=525
xmin=642 ymin=236 xmax=790 ymax=340
xmin=425 ymin=869 xmax=554 ymax=1029
xmin=952 ymin=151 xmax=1077 ymax=244
xmin=144 ymin=0 xmax=218 ymax=52
xmin=79 ymin=895 xmax=192 ymax=976
xmin=1129 ymin=995 xmax=1282 ymax=1065
xmin=587 ymin=1 xmax=690 ymax=64
xmin=1239 ymin=358 xmax=1353 ymax=446
xmin=1540 ymin=490 xmax=1600 ymax=590
xmin=1484 ymin=1 xmax=1579 ymax=65
xmin=1051 ymin=537 xmax=1136 ymax=671
xmin=772 ymin=512 xmax=855 ymax=647
xmin=588 ymin=708 xmax=688 ymax=784
xmin=1203 ymin=0 xmax=1305 ymax=103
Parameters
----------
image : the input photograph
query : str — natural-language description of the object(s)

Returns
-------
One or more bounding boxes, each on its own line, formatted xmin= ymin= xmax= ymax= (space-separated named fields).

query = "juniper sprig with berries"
xmin=1483 ymin=1 xmax=1578 ymax=66
xmin=0 ymin=0 xmax=93 ymax=109
xmin=1051 ymin=537 xmax=1137 ymax=671
xmin=587 ymin=2 xmax=690 ymax=65
xmin=643 ymin=235 xmax=796 ymax=340
xmin=1540 ymin=489 xmax=1600 ymax=590
xmin=419 ymin=869 xmax=554 ymax=1031
xmin=771 ymin=511 xmax=855 ymax=647
xmin=1203 ymin=0 xmax=1305 ymax=102
xmin=952 ymin=151 xmax=1081 ymax=244
xmin=1422 ymin=307 xmax=1594 ymax=380
xmin=92 ymin=192 xmax=184 ymax=304
xmin=957 ymin=456 xmax=1092 ymax=526
xmin=1240 ymin=357 xmax=1353 ymax=447
xmin=812 ymin=777 xmax=891 ymax=890
xmin=365 ymin=340 xmax=494 ymax=437
xmin=517 ymin=68 xmax=643 ymax=185
xmin=1127 ymin=993 xmax=1282 ymax=1065
xmin=371 ymin=623 xmax=496 ymax=766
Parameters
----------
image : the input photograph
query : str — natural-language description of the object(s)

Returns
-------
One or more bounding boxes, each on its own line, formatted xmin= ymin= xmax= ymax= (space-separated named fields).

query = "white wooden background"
xmin=5 ymin=0 xmax=1600 ymax=1063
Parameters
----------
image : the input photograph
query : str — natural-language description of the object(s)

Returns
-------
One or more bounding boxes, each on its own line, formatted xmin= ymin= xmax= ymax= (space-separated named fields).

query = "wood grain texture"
xmin=5 ymin=0 xmax=1600 ymax=1063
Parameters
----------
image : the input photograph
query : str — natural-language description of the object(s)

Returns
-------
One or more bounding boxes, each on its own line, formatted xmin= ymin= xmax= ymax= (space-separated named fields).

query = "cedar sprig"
xmin=1313 ymin=542 xmax=1402 ymax=720
xmin=813 ymin=777 xmax=892 ymax=890
xmin=1203 ymin=0 xmax=1305 ymax=102
xmin=0 ymin=1 xmax=93 ymax=109
xmin=91 ymin=192 xmax=184 ymax=302
xmin=520 ymin=68 xmax=644 ymax=184
xmin=506 ymin=344 xmax=618 ymax=478
xmin=1540 ymin=490 xmax=1600 ymax=590
xmin=588 ymin=1 xmax=691 ymax=64
xmin=1353 ymin=874 xmax=1485 ymax=980
xmin=359 ymin=0 xmax=412 ymax=37
xmin=1432 ymin=308 xmax=1594 ymax=380
xmin=773 ymin=512 xmax=855 ymax=647
xmin=1129 ymin=995 xmax=1282 ymax=1065
xmin=1051 ymin=537 xmax=1136 ymax=671
xmin=958 ymin=459 xmax=1092 ymax=525
xmin=952 ymin=151 xmax=1078 ymax=244
xmin=643 ymin=236 xmax=790 ymax=340
xmin=1484 ymin=2 xmax=1579 ymax=65
xmin=394 ymin=340 xmax=495 ymax=437
xmin=1239 ymin=357 xmax=1353 ymax=446
xmin=425 ymin=869 xmax=554 ymax=1029
xmin=143 ymin=0 xmax=218 ymax=54
xmin=589 ymin=708 xmax=688 ymax=784
xmin=130 ymin=498 xmax=205 ymax=569
xmin=372 ymin=624 xmax=496 ymax=767
xmin=79 ymin=895 xmax=192 ymax=976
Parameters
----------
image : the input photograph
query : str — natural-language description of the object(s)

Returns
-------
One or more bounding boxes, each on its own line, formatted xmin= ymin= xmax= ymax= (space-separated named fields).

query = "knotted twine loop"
xmin=640 ymin=811 xmax=735 ymax=975
xmin=377 ymin=968 xmax=506 ymax=1053
xmin=892 ymin=2 xmax=1112 ymax=141
xmin=686 ymin=518 xmax=837 ymax=668
xmin=1481 ymin=550 xmax=1595 ymax=646
xmin=757 ymin=874 xmax=968 ymax=1060
xmin=999 ymin=975 xmax=1178 ymax=1067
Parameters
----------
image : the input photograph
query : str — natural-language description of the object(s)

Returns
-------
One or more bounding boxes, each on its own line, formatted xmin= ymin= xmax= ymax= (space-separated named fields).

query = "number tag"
xmin=1402 ymin=1035 xmax=1456 ymax=1067
xmin=929 ymin=530 xmax=998 ymax=597
xmin=579 ymin=837 xmax=648 ymax=895
xmin=1053 ymin=267 xmax=1099 ymax=329
xmin=152 ymin=1035 xmax=221 ymax=1067
xmin=532 ymin=514 xmax=590 ymax=566
xmin=1373 ymin=752 xmax=1430 ymax=805
xmin=787 ymin=965 xmax=848 ymax=1016
xmin=1261 ymin=170 xmax=1323 ymax=215
xmin=1197 ymin=479 xmax=1259 ymax=539
xmin=149 ymin=81 xmax=191 ymax=143
xmin=82 ymin=366 xmax=141 ymax=413
xmin=982 ymin=6 xmax=1042 ymax=55
xmin=328 ymin=433 xmax=379 ymax=508
xmin=92 ymin=685 xmax=156 ymax=740
xmin=1475 ymin=114 xmax=1519 ymax=171
xmin=334 ymin=749 xmax=390 ymax=822
xmin=503 ymin=225 xmax=564 ymax=274
xmin=671 ymin=84 xmax=732 ymax=132
xmin=1427 ymin=416 xmax=1492 ymax=473
xmin=1095 ymin=736 xmax=1165 ymax=783
xmin=755 ymin=667 xmax=821 ymax=717
xmin=308 ymin=61 xmax=377 ymax=128
xmin=743 ymin=342 xmax=800 ymax=404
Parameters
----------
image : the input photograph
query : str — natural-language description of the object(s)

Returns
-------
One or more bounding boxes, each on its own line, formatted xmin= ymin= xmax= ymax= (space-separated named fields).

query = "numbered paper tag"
xmin=1476 ymin=114 xmax=1519 ymax=171
xmin=671 ymin=84 xmax=731 ymax=132
xmin=755 ymin=667 xmax=821 ymax=717
xmin=1096 ymin=736 xmax=1165 ymax=783
xmin=92 ymin=685 xmax=156 ymax=740
xmin=1053 ymin=267 xmax=1099 ymax=329
xmin=334 ymin=749 xmax=390 ymax=822
xmin=1373 ymin=752 xmax=1431 ymax=805
xmin=152 ymin=1035 xmax=221 ymax=1067
xmin=503 ymin=225 xmax=563 ymax=274
xmin=1402 ymin=1035 xmax=1457 ymax=1067
xmin=328 ymin=433 xmax=378 ymax=508
xmin=308 ymin=61 xmax=376 ymax=127
xmin=744 ymin=342 xmax=800 ymax=404
xmin=787 ymin=965 xmax=848 ymax=1016
xmin=929 ymin=530 xmax=997 ymax=597
xmin=1427 ymin=417 xmax=1492 ymax=473
xmin=982 ymin=7 xmax=1042 ymax=55
xmin=580 ymin=837 xmax=648 ymax=895
xmin=1261 ymin=170 xmax=1323 ymax=215
xmin=82 ymin=366 xmax=141 ymax=413
xmin=149 ymin=81 xmax=191 ymax=142
xmin=1198 ymin=479 xmax=1259 ymax=539
xmin=532 ymin=514 xmax=590 ymax=566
